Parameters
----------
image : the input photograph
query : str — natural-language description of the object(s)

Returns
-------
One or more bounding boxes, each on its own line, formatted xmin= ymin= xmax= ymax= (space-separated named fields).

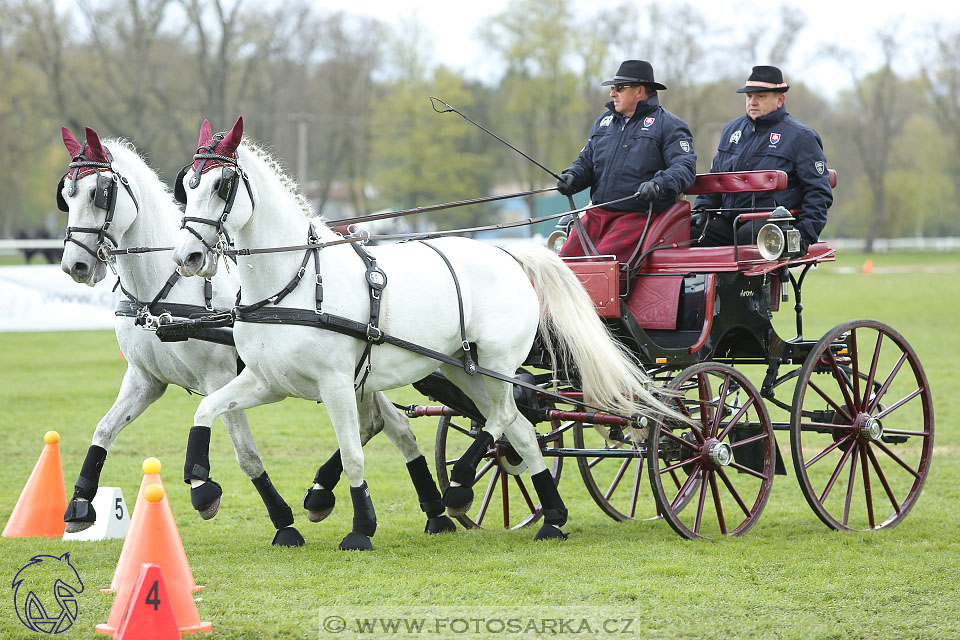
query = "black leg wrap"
xmin=531 ymin=469 xmax=567 ymax=527
xmin=350 ymin=482 xmax=377 ymax=537
xmin=184 ymin=426 xmax=212 ymax=483
xmin=272 ymin=526 xmax=305 ymax=547
xmin=252 ymin=472 xmax=294 ymax=529
xmin=405 ymin=455 xmax=444 ymax=518
xmin=339 ymin=532 xmax=373 ymax=551
xmin=450 ymin=431 xmax=494 ymax=487
xmin=303 ymin=486 xmax=336 ymax=516
xmin=313 ymin=450 xmax=344 ymax=489
xmin=64 ymin=499 xmax=96 ymax=524
xmin=73 ymin=445 xmax=107 ymax=501
xmin=534 ymin=523 xmax=569 ymax=541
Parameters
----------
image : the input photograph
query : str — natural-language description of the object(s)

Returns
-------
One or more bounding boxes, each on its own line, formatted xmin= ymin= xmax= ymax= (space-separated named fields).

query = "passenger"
xmin=693 ymin=65 xmax=832 ymax=254
xmin=556 ymin=59 xmax=696 ymax=265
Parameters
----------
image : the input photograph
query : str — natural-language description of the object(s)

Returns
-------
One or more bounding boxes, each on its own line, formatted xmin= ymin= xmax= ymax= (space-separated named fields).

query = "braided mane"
xmin=240 ymin=138 xmax=314 ymax=219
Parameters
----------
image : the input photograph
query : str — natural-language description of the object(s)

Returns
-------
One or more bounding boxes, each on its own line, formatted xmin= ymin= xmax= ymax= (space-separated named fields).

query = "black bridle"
xmin=57 ymin=143 xmax=140 ymax=266
xmin=175 ymin=134 xmax=256 ymax=262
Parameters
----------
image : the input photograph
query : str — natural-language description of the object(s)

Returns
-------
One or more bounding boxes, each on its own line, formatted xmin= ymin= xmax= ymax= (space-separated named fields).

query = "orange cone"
xmin=114 ymin=564 xmax=181 ymax=640
xmin=3 ymin=431 xmax=67 ymax=538
xmin=97 ymin=484 xmax=211 ymax=635
xmin=104 ymin=458 xmax=202 ymax=593
xmin=862 ymin=258 xmax=874 ymax=274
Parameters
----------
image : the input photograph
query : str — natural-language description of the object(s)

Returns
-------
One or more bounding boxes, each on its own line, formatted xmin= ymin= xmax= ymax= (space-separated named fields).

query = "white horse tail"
xmin=506 ymin=243 xmax=687 ymax=425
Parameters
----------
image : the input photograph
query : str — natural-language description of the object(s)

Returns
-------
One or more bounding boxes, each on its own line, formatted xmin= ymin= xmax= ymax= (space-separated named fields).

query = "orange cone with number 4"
xmin=2 ymin=431 xmax=67 ymax=538
xmin=104 ymin=458 xmax=202 ymax=594
xmin=114 ymin=564 xmax=180 ymax=640
xmin=97 ymin=484 xmax=210 ymax=635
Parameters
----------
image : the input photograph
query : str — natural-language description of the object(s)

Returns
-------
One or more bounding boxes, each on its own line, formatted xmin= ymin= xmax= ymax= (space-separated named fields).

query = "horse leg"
xmin=371 ymin=392 xmax=456 ymax=534
xmin=501 ymin=417 xmax=568 ymax=541
xmin=220 ymin=410 xmax=304 ymax=547
xmin=65 ymin=367 xmax=166 ymax=533
xmin=323 ymin=390 xmax=376 ymax=551
xmin=185 ymin=370 xmax=284 ymax=522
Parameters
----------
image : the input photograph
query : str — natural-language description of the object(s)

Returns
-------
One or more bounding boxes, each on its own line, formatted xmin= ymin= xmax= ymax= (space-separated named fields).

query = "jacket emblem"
xmin=770 ymin=132 xmax=781 ymax=144
xmin=643 ymin=117 xmax=655 ymax=127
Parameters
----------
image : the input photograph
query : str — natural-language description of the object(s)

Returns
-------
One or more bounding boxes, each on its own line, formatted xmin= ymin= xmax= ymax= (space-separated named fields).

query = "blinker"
xmin=218 ymin=168 xmax=237 ymax=201
xmin=94 ymin=173 xmax=114 ymax=210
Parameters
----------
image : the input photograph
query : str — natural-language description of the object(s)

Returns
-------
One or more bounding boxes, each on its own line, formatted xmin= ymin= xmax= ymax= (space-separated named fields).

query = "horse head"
xmin=174 ymin=116 xmax=252 ymax=278
xmin=58 ymin=125 xmax=141 ymax=286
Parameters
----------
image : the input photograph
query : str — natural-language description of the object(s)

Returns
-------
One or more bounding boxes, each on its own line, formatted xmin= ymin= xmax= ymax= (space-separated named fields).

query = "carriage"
xmin=407 ymin=169 xmax=934 ymax=539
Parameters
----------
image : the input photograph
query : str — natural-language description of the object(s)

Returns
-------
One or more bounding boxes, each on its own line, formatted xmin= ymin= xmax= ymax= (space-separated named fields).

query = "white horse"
xmin=172 ymin=117 xmax=683 ymax=550
xmin=57 ymin=126 xmax=453 ymax=547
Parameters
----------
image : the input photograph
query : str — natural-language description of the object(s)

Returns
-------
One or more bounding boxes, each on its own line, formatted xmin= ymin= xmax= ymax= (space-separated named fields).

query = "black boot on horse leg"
xmin=406 ymin=455 xmax=456 ymax=534
xmin=252 ymin=471 xmax=304 ymax=547
xmin=303 ymin=450 xmax=342 ymax=522
xmin=184 ymin=426 xmax=222 ymax=519
xmin=531 ymin=469 xmax=569 ymax=541
xmin=64 ymin=445 xmax=107 ymax=533
xmin=339 ymin=482 xmax=377 ymax=551
xmin=443 ymin=430 xmax=494 ymax=516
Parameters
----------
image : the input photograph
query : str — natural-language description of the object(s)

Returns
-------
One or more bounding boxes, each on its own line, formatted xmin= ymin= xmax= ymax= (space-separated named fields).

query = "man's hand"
xmin=636 ymin=181 xmax=660 ymax=202
xmin=799 ymin=237 xmax=811 ymax=256
xmin=556 ymin=173 xmax=576 ymax=196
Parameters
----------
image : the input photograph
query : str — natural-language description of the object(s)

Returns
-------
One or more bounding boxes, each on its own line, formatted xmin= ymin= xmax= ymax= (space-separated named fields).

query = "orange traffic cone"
xmin=114 ymin=564 xmax=181 ymax=640
xmin=97 ymin=484 xmax=211 ymax=635
xmin=104 ymin=458 xmax=202 ymax=594
xmin=862 ymin=258 xmax=874 ymax=274
xmin=3 ymin=431 xmax=67 ymax=538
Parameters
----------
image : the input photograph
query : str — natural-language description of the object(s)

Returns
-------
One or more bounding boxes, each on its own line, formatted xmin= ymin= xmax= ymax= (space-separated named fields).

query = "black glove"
xmin=556 ymin=173 xmax=576 ymax=196
xmin=799 ymin=237 xmax=811 ymax=256
xmin=636 ymin=181 xmax=660 ymax=202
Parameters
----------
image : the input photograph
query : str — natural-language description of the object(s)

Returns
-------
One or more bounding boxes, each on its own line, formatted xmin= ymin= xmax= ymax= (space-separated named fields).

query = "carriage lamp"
xmin=757 ymin=223 xmax=785 ymax=260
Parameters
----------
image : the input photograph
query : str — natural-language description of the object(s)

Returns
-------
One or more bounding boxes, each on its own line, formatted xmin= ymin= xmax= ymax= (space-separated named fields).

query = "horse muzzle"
xmin=173 ymin=237 xmax=217 ymax=278
xmin=61 ymin=254 xmax=106 ymax=286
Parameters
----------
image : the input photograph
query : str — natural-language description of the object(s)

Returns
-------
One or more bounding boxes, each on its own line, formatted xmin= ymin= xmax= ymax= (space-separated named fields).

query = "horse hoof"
xmin=534 ymin=523 xmax=569 ymax=541
xmin=425 ymin=515 xmax=457 ymax=535
xmin=191 ymin=480 xmax=222 ymax=520
xmin=272 ymin=526 xmax=305 ymax=547
xmin=339 ymin=532 xmax=373 ymax=551
xmin=303 ymin=487 xmax=336 ymax=522
xmin=442 ymin=485 xmax=473 ymax=516
xmin=64 ymin=520 xmax=94 ymax=534
xmin=64 ymin=500 xmax=96 ymax=531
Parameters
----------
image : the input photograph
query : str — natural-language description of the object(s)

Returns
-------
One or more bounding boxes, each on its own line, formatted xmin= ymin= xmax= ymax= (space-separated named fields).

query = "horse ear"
xmin=198 ymin=119 xmax=213 ymax=149
xmin=61 ymin=127 xmax=82 ymax=158
xmin=84 ymin=126 xmax=108 ymax=163
xmin=56 ymin=174 xmax=69 ymax=212
xmin=174 ymin=165 xmax=189 ymax=204
xmin=216 ymin=116 xmax=244 ymax=156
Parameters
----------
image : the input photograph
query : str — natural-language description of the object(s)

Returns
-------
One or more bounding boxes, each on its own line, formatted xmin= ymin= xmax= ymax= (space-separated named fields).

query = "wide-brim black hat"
xmin=736 ymin=65 xmax=790 ymax=93
xmin=601 ymin=59 xmax=667 ymax=91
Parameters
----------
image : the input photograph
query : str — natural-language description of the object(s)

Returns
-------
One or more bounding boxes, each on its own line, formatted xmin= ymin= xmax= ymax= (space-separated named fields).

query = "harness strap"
xmin=234 ymin=225 xmax=320 ymax=314
xmin=418 ymin=241 xmax=476 ymax=376
xmin=348 ymin=242 xmax=388 ymax=394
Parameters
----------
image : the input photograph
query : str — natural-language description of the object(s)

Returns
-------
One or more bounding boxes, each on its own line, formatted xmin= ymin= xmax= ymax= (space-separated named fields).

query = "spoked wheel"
xmin=575 ymin=421 xmax=698 ymax=521
xmin=435 ymin=414 xmax=563 ymax=529
xmin=791 ymin=319 xmax=934 ymax=531
xmin=649 ymin=362 xmax=775 ymax=539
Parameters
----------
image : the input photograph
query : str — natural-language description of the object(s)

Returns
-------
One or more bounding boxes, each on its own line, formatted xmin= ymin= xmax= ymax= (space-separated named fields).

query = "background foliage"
xmin=3 ymin=0 xmax=960 ymax=245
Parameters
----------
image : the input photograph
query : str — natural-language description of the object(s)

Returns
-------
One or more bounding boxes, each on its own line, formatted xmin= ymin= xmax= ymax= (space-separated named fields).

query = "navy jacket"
xmin=694 ymin=105 xmax=833 ymax=244
xmin=563 ymin=96 xmax=696 ymax=213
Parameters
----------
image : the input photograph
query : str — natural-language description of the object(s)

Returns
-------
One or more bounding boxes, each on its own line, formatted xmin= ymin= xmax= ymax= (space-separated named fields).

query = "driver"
xmin=556 ymin=59 xmax=696 ymax=264
xmin=693 ymin=66 xmax=833 ymax=254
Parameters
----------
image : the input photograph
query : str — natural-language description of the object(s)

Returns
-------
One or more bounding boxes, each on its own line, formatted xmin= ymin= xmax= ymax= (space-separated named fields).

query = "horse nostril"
xmin=185 ymin=252 xmax=203 ymax=269
xmin=73 ymin=262 xmax=89 ymax=277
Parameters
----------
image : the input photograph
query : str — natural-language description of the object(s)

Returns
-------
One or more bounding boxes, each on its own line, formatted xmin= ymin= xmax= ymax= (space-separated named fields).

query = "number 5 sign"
xmin=63 ymin=487 xmax=130 ymax=541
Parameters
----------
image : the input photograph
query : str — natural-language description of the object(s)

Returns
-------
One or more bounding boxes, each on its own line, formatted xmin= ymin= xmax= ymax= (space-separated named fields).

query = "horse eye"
xmin=88 ymin=189 xmax=96 ymax=202
xmin=212 ymin=179 xmax=221 ymax=192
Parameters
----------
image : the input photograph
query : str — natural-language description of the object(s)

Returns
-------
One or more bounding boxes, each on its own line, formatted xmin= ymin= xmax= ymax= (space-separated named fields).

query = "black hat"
xmin=601 ymin=60 xmax=667 ymax=91
xmin=736 ymin=65 xmax=790 ymax=93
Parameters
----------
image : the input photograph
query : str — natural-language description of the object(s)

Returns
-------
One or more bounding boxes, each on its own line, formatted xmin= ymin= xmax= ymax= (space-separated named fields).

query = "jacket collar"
xmin=751 ymin=104 xmax=788 ymax=127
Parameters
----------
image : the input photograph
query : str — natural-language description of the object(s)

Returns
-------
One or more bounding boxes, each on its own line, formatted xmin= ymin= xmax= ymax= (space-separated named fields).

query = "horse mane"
xmin=102 ymin=139 xmax=181 ymax=220
xmin=239 ymin=138 xmax=315 ymax=219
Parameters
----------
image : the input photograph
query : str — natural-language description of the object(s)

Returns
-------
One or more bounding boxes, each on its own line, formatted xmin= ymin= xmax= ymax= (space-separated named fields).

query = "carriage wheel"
xmin=434 ymin=414 xmax=563 ymax=530
xmin=574 ymin=421 xmax=699 ymax=521
xmin=790 ymin=319 xmax=934 ymax=531
xmin=648 ymin=362 xmax=775 ymax=539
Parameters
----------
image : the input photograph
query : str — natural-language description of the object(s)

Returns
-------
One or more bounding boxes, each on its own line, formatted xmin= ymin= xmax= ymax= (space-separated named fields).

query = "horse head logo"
xmin=11 ymin=553 xmax=84 ymax=634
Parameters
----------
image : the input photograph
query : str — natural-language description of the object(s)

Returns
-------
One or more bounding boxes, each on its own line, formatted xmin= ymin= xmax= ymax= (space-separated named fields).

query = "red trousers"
xmin=559 ymin=208 xmax=650 ymax=264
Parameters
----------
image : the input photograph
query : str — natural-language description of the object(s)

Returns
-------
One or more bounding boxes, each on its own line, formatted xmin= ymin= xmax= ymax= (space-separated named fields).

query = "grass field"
xmin=1 ymin=251 xmax=959 ymax=639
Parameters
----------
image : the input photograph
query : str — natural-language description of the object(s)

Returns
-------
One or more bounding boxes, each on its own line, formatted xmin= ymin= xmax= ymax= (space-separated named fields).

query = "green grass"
xmin=1 ymin=251 xmax=959 ymax=639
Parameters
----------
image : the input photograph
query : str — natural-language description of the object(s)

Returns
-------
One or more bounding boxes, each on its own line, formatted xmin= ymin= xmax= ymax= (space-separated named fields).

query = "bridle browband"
xmin=176 ymin=133 xmax=256 ymax=264
xmin=58 ymin=143 xmax=141 ymax=266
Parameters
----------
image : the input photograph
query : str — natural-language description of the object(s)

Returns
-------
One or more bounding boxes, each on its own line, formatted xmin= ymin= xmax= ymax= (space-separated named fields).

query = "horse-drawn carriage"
xmin=57 ymin=120 xmax=933 ymax=547
xmin=413 ymin=169 xmax=934 ymax=539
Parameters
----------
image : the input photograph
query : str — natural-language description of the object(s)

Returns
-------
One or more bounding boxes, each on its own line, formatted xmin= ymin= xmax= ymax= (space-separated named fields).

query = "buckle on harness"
xmin=365 ymin=324 xmax=383 ymax=342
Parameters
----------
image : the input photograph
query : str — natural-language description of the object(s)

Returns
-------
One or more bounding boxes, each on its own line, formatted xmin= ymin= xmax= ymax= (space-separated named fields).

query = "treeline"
xmin=3 ymin=0 xmax=960 ymax=251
